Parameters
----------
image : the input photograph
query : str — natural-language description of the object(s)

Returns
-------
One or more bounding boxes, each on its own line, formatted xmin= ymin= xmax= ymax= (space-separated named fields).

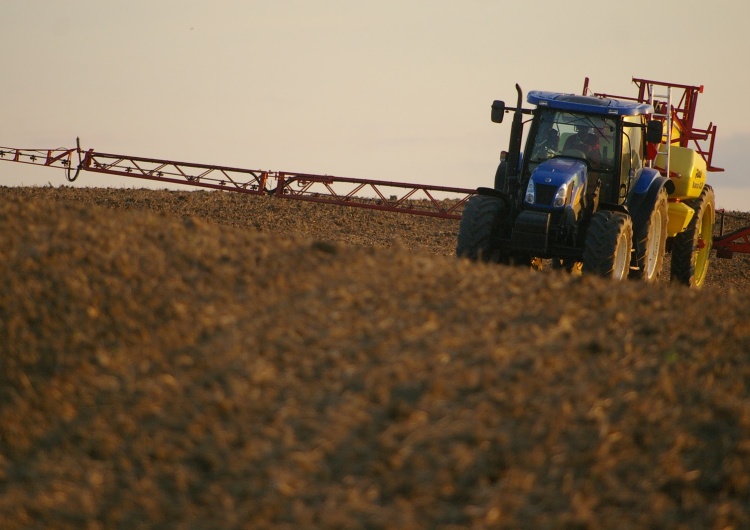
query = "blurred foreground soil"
xmin=2 ymin=186 xmax=750 ymax=529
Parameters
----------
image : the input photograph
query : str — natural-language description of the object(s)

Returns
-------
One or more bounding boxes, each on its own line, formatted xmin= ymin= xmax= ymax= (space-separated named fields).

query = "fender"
xmin=627 ymin=167 xmax=675 ymax=233
xmin=476 ymin=186 xmax=512 ymax=209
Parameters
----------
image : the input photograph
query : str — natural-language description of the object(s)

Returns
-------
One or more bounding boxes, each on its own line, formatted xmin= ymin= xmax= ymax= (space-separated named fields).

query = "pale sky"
xmin=2 ymin=1 xmax=749 ymax=210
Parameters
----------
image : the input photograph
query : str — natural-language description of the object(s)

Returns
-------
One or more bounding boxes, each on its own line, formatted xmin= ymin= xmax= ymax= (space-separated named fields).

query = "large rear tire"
xmin=582 ymin=210 xmax=633 ymax=280
xmin=671 ymin=186 xmax=715 ymax=288
xmin=456 ymin=195 xmax=508 ymax=262
xmin=630 ymin=186 xmax=668 ymax=282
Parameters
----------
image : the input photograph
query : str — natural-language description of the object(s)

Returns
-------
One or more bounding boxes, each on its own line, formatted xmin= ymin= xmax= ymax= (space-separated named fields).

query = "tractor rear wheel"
xmin=671 ymin=186 xmax=715 ymax=288
xmin=456 ymin=195 xmax=508 ymax=262
xmin=582 ymin=210 xmax=633 ymax=280
xmin=630 ymin=186 xmax=668 ymax=282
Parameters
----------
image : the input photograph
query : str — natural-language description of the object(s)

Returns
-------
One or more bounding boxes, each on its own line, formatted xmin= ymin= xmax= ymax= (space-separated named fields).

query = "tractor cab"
xmin=518 ymin=92 xmax=657 ymax=213
xmin=523 ymin=108 xmax=620 ymax=207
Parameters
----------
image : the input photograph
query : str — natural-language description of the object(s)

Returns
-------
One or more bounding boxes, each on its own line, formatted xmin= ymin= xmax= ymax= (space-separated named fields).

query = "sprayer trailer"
xmin=457 ymin=78 xmax=719 ymax=287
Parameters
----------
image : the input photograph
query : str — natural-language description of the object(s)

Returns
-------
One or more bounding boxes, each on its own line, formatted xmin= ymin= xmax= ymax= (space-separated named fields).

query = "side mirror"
xmin=646 ymin=120 xmax=663 ymax=143
xmin=491 ymin=100 xmax=506 ymax=123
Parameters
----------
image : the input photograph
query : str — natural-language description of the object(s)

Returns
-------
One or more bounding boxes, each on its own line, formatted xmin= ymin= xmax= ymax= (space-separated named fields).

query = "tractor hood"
xmin=525 ymin=157 xmax=587 ymax=210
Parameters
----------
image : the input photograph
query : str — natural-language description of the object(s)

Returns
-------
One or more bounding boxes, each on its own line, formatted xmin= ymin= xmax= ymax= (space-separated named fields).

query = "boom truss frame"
xmin=0 ymin=142 xmax=474 ymax=220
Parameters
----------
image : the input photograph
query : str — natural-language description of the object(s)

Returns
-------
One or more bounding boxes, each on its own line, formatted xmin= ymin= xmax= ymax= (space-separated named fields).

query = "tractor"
xmin=456 ymin=79 xmax=717 ymax=287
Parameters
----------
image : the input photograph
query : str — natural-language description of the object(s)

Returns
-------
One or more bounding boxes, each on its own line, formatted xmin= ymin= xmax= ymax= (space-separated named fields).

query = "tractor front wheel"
xmin=456 ymin=195 xmax=508 ymax=262
xmin=582 ymin=210 xmax=633 ymax=280
xmin=671 ymin=186 xmax=715 ymax=288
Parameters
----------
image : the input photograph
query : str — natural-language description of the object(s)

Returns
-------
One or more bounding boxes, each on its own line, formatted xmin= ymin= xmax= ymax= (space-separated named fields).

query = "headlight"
xmin=553 ymin=182 xmax=569 ymax=207
xmin=525 ymin=180 xmax=535 ymax=204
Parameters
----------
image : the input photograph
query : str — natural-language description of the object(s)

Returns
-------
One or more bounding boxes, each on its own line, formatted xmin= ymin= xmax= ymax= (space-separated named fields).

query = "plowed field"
xmin=2 ymin=186 xmax=750 ymax=529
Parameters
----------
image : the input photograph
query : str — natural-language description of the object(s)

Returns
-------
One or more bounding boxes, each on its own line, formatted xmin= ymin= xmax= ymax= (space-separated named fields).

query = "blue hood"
xmin=528 ymin=157 xmax=588 ymax=210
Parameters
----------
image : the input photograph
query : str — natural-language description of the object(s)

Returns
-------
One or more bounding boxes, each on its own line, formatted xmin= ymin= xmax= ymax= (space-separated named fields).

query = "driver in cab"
xmin=563 ymin=125 xmax=601 ymax=161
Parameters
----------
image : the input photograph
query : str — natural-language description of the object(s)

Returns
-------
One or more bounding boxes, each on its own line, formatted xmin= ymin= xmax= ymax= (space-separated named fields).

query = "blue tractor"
xmin=457 ymin=83 xmax=690 ymax=281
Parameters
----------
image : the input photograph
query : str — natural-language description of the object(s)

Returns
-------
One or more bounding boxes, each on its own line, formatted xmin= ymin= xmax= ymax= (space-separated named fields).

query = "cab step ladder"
xmin=646 ymin=82 xmax=673 ymax=178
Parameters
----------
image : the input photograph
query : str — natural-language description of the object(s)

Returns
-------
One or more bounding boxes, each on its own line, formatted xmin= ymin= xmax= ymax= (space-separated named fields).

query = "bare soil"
xmin=1 ymin=185 xmax=750 ymax=529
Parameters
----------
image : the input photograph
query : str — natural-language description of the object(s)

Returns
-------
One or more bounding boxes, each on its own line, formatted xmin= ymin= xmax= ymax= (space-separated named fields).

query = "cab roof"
xmin=527 ymin=90 xmax=653 ymax=116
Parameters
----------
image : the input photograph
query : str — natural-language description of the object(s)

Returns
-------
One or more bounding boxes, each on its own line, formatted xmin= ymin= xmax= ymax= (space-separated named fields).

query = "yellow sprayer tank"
xmin=655 ymin=145 xmax=707 ymax=200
